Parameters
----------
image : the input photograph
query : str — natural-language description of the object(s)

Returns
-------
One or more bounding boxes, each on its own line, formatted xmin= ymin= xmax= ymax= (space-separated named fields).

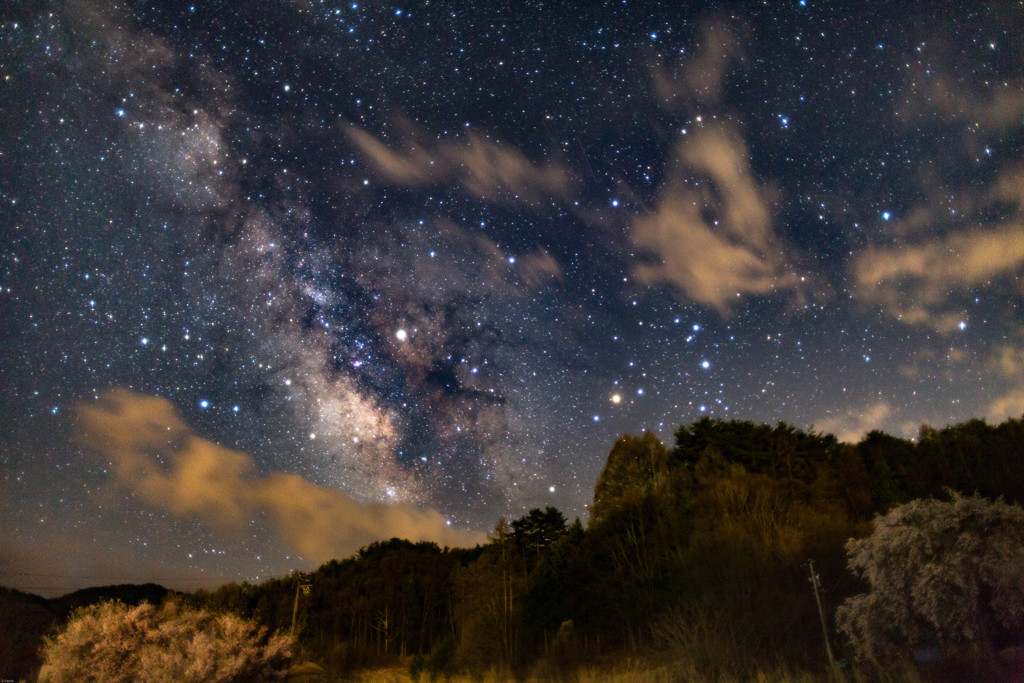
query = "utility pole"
xmin=809 ymin=559 xmax=837 ymax=673
xmin=291 ymin=571 xmax=312 ymax=637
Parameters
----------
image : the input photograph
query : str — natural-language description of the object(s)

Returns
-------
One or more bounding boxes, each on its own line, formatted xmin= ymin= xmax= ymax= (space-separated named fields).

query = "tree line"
xmin=4 ymin=415 xmax=1024 ymax=680
xmin=188 ymin=415 xmax=1024 ymax=679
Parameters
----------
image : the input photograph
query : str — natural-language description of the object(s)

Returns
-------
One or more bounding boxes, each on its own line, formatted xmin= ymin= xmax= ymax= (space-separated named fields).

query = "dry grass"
xmin=351 ymin=667 xmax=412 ymax=683
xmin=570 ymin=662 xmax=675 ymax=682
xmin=345 ymin=661 xmax=876 ymax=683
xmin=329 ymin=650 xmax=934 ymax=683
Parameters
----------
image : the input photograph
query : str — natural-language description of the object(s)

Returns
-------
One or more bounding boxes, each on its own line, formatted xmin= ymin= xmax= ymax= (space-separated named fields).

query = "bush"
xmin=39 ymin=598 xmax=294 ymax=682
xmin=408 ymin=653 xmax=426 ymax=681
xmin=425 ymin=636 xmax=455 ymax=681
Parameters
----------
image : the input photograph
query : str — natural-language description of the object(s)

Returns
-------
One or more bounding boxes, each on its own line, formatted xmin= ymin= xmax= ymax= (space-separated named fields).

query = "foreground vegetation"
xmin=38 ymin=599 xmax=293 ymax=682
xmin=4 ymin=416 xmax=1024 ymax=681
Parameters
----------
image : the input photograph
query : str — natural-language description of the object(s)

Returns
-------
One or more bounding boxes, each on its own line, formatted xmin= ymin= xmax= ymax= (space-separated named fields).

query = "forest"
xmin=4 ymin=415 xmax=1024 ymax=681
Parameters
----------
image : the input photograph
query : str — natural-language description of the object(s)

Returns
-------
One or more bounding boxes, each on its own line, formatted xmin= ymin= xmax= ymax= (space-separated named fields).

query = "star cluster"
xmin=2 ymin=1 xmax=1023 ymax=594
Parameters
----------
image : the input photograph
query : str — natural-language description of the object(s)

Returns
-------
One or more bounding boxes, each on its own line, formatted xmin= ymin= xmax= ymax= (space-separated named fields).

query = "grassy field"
xmin=335 ymin=660 xmax=924 ymax=683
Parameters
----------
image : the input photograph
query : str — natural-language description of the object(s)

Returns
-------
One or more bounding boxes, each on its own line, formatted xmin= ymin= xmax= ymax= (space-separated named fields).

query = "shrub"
xmin=39 ymin=598 xmax=293 ymax=682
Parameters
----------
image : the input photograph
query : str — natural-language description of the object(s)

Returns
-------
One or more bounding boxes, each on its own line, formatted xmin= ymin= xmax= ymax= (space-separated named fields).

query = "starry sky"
xmin=3 ymin=1 xmax=1023 ymax=596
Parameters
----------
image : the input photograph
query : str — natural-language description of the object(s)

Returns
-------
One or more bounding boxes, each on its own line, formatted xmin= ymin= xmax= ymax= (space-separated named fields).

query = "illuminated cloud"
xmin=516 ymin=248 xmax=563 ymax=288
xmin=77 ymin=390 xmax=484 ymax=564
xmin=852 ymin=168 xmax=1024 ymax=333
xmin=994 ymin=342 xmax=1024 ymax=377
xmin=898 ymin=72 xmax=1024 ymax=134
xmin=346 ymin=126 xmax=573 ymax=206
xmin=986 ymin=338 xmax=1024 ymax=420
xmin=852 ymin=222 xmax=1024 ymax=331
xmin=630 ymin=124 xmax=799 ymax=313
xmin=813 ymin=402 xmax=894 ymax=444
xmin=651 ymin=18 xmax=744 ymax=107
xmin=455 ymin=133 xmax=573 ymax=205
xmin=864 ymin=57 xmax=1024 ymax=332
xmin=989 ymin=390 xmax=1024 ymax=421
xmin=345 ymin=128 xmax=434 ymax=185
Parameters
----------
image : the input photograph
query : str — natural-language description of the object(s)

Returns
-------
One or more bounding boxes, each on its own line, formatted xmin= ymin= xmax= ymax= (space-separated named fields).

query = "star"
xmin=3 ymin=0 xmax=1021 ymax=596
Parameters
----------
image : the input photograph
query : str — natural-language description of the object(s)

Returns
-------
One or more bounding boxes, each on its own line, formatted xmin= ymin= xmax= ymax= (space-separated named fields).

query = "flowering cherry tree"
xmin=836 ymin=493 xmax=1024 ymax=661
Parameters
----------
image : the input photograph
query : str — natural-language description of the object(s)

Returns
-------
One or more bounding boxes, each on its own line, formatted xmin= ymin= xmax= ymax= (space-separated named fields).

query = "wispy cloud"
xmin=813 ymin=401 xmax=894 ymax=444
xmin=516 ymin=248 xmax=563 ymax=288
xmin=346 ymin=126 xmax=573 ymax=207
xmin=858 ymin=54 xmax=1024 ymax=333
xmin=77 ymin=390 xmax=484 ymax=564
xmin=986 ymin=335 xmax=1024 ymax=420
xmin=852 ymin=168 xmax=1024 ymax=333
xmin=897 ymin=73 xmax=1024 ymax=135
xmin=650 ymin=18 xmax=744 ymax=108
xmin=630 ymin=124 xmax=800 ymax=313
xmin=989 ymin=390 xmax=1024 ymax=420
xmin=345 ymin=128 xmax=435 ymax=185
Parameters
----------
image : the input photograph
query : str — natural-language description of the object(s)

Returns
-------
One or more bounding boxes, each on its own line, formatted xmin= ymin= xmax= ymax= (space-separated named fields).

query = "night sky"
xmin=3 ymin=1 xmax=1023 ymax=596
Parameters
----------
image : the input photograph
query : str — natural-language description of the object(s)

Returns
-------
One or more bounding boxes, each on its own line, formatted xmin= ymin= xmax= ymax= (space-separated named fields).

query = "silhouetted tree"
xmin=520 ymin=518 xmax=585 ymax=652
xmin=512 ymin=506 xmax=568 ymax=568
xmin=592 ymin=431 xmax=669 ymax=525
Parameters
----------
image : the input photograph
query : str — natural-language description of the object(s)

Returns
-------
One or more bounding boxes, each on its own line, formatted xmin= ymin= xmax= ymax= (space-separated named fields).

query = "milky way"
xmin=3 ymin=1 xmax=1023 ymax=595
